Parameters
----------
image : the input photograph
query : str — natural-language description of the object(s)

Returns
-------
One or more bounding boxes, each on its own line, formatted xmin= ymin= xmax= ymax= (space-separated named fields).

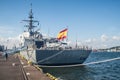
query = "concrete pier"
xmin=0 ymin=54 xmax=51 ymax=80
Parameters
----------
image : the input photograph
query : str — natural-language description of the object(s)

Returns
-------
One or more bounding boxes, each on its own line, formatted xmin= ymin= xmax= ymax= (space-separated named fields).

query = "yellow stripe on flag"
xmin=57 ymin=28 xmax=68 ymax=40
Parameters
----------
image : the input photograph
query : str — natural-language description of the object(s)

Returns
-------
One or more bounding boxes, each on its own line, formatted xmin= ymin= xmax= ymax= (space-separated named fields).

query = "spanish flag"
xmin=57 ymin=28 xmax=68 ymax=40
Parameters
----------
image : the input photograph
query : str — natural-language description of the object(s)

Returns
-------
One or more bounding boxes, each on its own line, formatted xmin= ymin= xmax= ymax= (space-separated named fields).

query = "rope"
xmin=84 ymin=57 xmax=120 ymax=65
xmin=38 ymin=57 xmax=120 ymax=68
xmin=26 ymin=49 xmax=36 ymax=63
xmin=37 ymin=50 xmax=64 ymax=64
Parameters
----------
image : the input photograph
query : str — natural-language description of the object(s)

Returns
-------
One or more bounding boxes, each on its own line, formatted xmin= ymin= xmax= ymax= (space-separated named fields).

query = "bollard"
xmin=12 ymin=63 xmax=16 ymax=66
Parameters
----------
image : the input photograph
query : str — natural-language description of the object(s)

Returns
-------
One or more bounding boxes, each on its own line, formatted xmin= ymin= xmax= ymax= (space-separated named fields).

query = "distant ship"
xmin=0 ymin=45 xmax=4 ymax=56
xmin=20 ymin=4 xmax=91 ymax=67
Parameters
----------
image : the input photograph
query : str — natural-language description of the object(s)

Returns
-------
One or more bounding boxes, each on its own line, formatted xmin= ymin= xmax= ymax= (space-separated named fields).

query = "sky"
xmin=0 ymin=0 xmax=120 ymax=49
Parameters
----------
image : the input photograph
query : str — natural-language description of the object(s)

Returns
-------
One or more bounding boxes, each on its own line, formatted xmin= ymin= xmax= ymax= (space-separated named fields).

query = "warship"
xmin=0 ymin=45 xmax=4 ymax=56
xmin=20 ymin=5 xmax=92 ymax=67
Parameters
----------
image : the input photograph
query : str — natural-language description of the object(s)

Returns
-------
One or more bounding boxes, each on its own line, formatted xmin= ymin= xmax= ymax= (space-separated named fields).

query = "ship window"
xmin=35 ymin=41 xmax=44 ymax=48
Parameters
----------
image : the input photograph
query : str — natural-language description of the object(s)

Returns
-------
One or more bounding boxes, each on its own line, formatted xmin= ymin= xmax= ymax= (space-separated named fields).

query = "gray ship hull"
xmin=20 ymin=49 xmax=91 ymax=66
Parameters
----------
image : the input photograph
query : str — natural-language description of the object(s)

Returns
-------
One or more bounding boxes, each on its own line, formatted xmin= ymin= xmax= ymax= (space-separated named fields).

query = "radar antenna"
xmin=22 ymin=3 xmax=39 ymax=36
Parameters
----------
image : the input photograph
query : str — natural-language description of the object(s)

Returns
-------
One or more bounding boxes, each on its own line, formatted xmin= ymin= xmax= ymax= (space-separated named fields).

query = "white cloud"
xmin=0 ymin=36 xmax=20 ymax=49
xmin=82 ymin=34 xmax=120 ymax=49
xmin=85 ymin=38 xmax=97 ymax=43
xmin=112 ymin=36 xmax=120 ymax=40
xmin=0 ymin=26 xmax=14 ymax=34
xmin=0 ymin=26 xmax=22 ymax=38
xmin=1 ymin=32 xmax=120 ymax=49
xmin=85 ymin=39 xmax=92 ymax=43
xmin=101 ymin=34 xmax=108 ymax=42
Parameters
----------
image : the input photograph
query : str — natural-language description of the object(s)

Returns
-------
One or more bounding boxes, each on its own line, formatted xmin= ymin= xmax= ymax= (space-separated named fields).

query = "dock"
xmin=0 ymin=53 xmax=53 ymax=80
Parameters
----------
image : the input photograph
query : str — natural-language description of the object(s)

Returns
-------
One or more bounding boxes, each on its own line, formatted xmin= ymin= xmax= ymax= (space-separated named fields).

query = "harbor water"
xmin=42 ymin=52 xmax=120 ymax=80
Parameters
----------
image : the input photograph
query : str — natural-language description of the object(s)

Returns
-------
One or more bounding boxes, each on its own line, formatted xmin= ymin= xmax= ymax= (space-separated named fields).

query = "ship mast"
xmin=22 ymin=3 xmax=39 ymax=36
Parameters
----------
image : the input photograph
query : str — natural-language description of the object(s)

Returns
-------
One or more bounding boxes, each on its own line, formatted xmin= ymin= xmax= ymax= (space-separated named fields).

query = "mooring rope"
xmin=37 ymin=50 xmax=64 ymax=64
xmin=38 ymin=57 xmax=120 ymax=68
xmin=84 ymin=57 xmax=120 ymax=65
xmin=26 ymin=49 xmax=36 ymax=63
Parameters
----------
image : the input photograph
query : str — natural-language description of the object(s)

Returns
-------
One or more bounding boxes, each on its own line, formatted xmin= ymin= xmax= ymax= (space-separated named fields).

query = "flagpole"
xmin=66 ymin=26 xmax=68 ymax=42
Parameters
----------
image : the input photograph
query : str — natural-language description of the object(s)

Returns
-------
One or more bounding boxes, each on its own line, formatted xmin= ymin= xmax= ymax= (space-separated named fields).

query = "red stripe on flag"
xmin=60 ymin=28 xmax=68 ymax=33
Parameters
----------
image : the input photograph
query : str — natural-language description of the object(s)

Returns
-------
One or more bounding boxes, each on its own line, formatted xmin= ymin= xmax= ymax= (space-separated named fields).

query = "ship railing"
xmin=36 ymin=46 xmax=92 ymax=50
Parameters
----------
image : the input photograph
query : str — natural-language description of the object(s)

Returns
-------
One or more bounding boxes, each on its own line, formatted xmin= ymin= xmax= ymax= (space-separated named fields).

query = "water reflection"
xmin=42 ymin=65 xmax=95 ymax=80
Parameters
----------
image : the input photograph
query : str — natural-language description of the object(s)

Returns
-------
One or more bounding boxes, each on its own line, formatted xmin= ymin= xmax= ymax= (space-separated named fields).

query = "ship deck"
xmin=0 ymin=53 xmax=51 ymax=80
